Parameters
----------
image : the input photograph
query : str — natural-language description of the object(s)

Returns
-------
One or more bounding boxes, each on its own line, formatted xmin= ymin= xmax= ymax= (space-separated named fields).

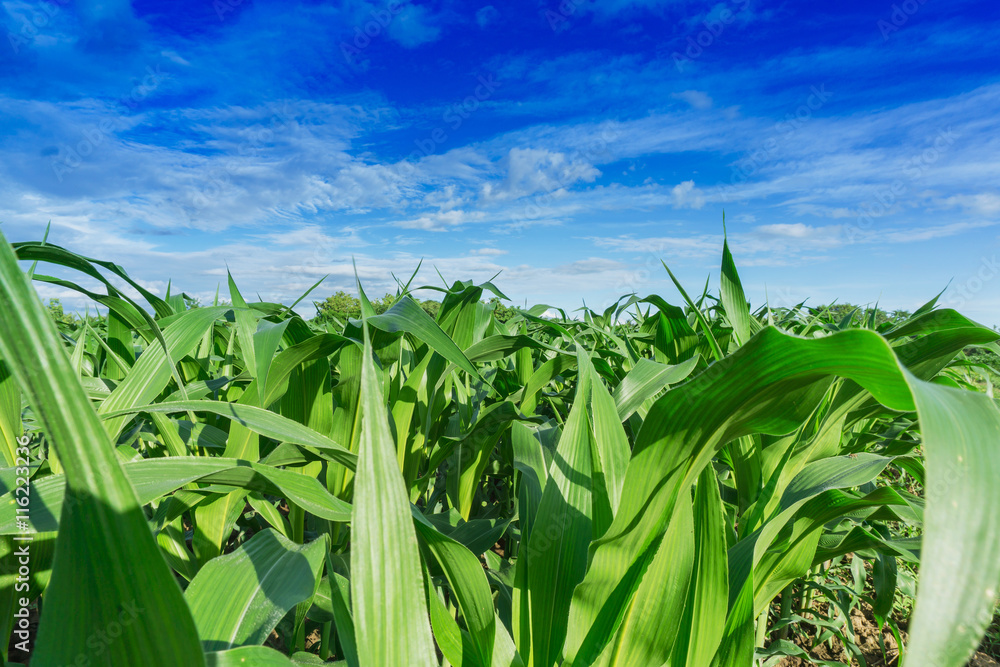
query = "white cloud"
xmin=754 ymin=222 xmax=833 ymax=239
xmin=877 ymin=220 xmax=998 ymax=243
xmin=385 ymin=4 xmax=443 ymax=48
xmin=341 ymin=0 xmax=446 ymax=48
xmin=475 ymin=5 xmax=499 ymax=27
xmin=670 ymin=180 xmax=706 ymax=209
xmin=935 ymin=193 xmax=1000 ymax=217
xmin=671 ymin=90 xmax=713 ymax=110
xmin=482 ymin=148 xmax=601 ymax=201
xmin=397 ymin=209 xmax=486 ymax=231
xmin=588 ymin=234 xmax=719 ymax=258
xmin=251 ymin=223 xmax=369 ymax=248
xmin=557 ymin=258 xmax=627 ymax=274
xmin=586 ymin=217 xmax=994 ymax=272
xmin=3 ymin=31 xmax=1000 ymax=330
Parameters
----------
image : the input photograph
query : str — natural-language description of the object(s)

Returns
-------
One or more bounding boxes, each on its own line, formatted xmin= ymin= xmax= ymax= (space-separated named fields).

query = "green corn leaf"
xmin=98 ymin=306 xmax=232 ymax=440
xmin=463 ymin=334 xmax=553 ymax=363
xmin=518 ymin=344 xmax=616 ymax=666
xmin=563 ymin=326 xmax=1000 ymax=667
xmin=414 ymin=512 xmax=499 ymax=666
xmin=0 ymin=359 xmax=21 ymax=467
xmin=247 ymin=492 xmax=292 ymax=538
xmin=454 ymin=401 xmax=519 ymax=520
xmin=13 ymin=240 xmax=172 ymax=317
xmin=661 ymin=260 xmax=724 ymax=361
xmin=261 ymin=333 xmax=351 ymax=407
xmin=350 ymin=322 xmax=437 ymax=666
xmin=205 ymin=646 xmax=298 ymax=666
xmin=905 ymin=380 xmax=1000 ymax=666
xmin=324 ymin=555 xmax=360 ymax=667
xmin=100 ymin=400 xmax=356 ymax=469
xmin=158 ymin=515 xmax=198 ymax=581
xmin=367 ymin=295 xmax=482 ymax=380
xmin=592 ymin=493 xmax=694 ymax=666
xmin=0 ymin=457 xmax=353 ymax=533
xmin=0 ymin=233 xmax=205 ymax=666
xmin=673 ymin=463 xmax=729 ymax=667
xmin=520 ymin=354 xmax=577 ymax=416
xmin=192 ymin=490 xmax=247 ymax=567
xmin=612 ymin=356 xmax=698 ymax=422
xmin=185 ymin=528 xmax=328 ymax=651
xmin=427 ymin=568 xmax=470 ymax=666
xmin=253 ymin=318 xmax=291 ymax=399
xmin=719 ymin=235 xmax=753 ymax=347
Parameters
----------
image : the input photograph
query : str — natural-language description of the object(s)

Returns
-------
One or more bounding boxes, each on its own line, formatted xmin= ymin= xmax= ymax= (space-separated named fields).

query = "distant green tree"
xmin=46 ymin=299 xmax=72 ymax=324
xmin=44 ymin=299 xmax=107 ymax=335
xmin=313 ymin=291 xmax=362 ymax=325
xmin=372 ymin=293 xmax=396 ymax=314
xmin=418 ymin=299 xmax=441 ymax=320
xmin=488 ymin=297 xmax=519 ymax=324
xmin=815 ymin=303 xmax=910 ymax=328
xmin=46 ymin=299 xmax=88 ymax=328
xmin=313 ymin=291 xmax=444 ymax=326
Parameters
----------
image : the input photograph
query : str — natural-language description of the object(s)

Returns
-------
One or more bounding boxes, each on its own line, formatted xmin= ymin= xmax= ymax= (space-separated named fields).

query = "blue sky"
xmin=1 ymin=0 xmax=998 ymax=325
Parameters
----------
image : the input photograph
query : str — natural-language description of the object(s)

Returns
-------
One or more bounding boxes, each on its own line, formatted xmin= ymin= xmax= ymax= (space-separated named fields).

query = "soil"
xmin=304 ymin=628 xmax=323 ymax=651
xmin=775 ymin=601 xmax=999 ymax=667
xmin=5 ymin=588 xmax=997 ymax=666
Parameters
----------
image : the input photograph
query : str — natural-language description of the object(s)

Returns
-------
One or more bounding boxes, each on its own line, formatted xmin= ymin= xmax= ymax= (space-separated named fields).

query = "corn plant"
xmin=0 ymin=230 xmax=997 ymax=667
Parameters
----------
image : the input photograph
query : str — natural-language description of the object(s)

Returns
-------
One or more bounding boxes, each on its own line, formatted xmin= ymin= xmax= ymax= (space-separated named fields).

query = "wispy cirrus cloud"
xmin=1 ymin=0 xmax=998 ymax=327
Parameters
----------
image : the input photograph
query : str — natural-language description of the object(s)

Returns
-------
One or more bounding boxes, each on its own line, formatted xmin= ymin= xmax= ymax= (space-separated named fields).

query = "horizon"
xmin=1 ymin=0 xmax=998 ymax=328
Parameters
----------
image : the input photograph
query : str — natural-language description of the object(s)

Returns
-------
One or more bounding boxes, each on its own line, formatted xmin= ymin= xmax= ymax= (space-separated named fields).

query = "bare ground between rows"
xmin=775 ymin=602 xmax=998 ymax=667
xmin=7 ymin=597 xmax=998 ymax=665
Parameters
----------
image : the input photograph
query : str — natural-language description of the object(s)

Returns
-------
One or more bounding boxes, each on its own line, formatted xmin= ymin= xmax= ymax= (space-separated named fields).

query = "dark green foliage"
xmin=313 ymin=290 xmax=363 ymax=324
xmin=813 ymin=303 xmax=912 ymax=328
xmin=488 ymin=297 xmax=519 ymax=324
xmin=312 ymin=290 xmax=443 ymax=325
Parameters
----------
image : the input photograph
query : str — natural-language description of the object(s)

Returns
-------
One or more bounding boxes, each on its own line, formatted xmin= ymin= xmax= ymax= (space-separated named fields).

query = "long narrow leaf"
xmin=0 ymin=233 xmax=205 ymax=666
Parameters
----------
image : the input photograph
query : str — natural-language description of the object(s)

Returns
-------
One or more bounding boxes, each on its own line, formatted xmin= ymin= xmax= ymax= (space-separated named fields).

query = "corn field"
xmin=0 ymin=231 xmax=998 ymax=667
